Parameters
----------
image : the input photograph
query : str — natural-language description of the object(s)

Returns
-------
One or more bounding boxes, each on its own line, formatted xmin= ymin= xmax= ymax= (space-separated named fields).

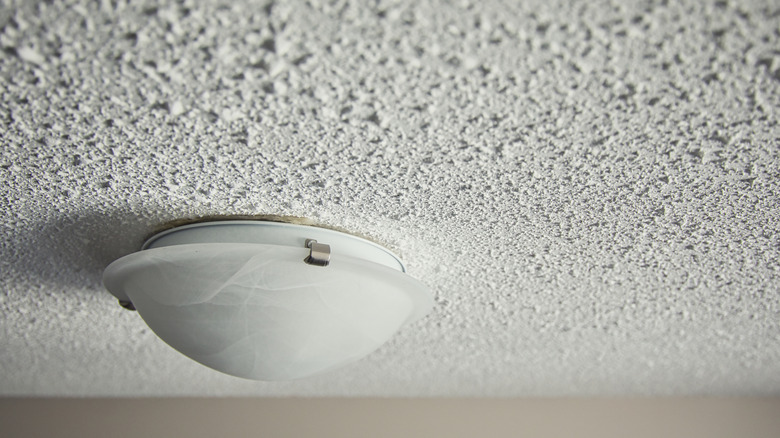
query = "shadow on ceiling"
xmin=7 ymin=209 xmax=346 ymax=292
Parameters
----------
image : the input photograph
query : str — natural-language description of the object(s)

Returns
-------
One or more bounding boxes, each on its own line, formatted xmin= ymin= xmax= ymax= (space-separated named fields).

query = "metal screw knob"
xmin=304 ymin=239 xmax=331 ymax=267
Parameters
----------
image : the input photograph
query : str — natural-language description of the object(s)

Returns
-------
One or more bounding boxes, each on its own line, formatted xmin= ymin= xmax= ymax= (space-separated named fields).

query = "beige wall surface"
xmin=2 ymin=398 xmax=779 ymax=438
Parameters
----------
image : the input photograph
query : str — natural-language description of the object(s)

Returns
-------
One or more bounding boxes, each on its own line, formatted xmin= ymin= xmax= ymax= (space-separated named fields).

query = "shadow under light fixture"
xmin=103 ymin=220 xmax=433 ymax=381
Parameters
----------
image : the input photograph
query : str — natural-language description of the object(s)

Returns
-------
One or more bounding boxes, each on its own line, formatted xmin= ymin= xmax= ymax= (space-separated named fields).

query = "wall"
xmin=2 ymin=398 xmax=780 ymax=438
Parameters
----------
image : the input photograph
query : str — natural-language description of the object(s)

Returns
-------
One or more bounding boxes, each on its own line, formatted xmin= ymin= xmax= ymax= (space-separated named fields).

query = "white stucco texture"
xmin=1 ymin=0 xmax=779 ymax=396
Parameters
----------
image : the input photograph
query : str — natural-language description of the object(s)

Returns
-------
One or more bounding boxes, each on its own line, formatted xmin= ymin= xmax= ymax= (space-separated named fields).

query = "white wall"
xmin=2 ymin=398 xmax=780 ymax=438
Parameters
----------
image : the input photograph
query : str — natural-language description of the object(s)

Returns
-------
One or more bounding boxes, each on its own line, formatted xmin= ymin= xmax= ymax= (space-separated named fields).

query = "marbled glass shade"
xmin=103 ymin=222 xmax=432 ymax=380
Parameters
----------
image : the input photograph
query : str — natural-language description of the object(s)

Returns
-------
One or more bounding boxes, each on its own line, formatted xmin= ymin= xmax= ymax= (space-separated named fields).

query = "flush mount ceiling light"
xmin=103 ymin=220 xmax=433 ymax=381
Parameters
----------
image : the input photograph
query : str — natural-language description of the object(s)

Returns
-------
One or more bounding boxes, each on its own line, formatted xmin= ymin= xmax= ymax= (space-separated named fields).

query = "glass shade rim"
xmin=141 ymin=220 xmax=406 ymax=272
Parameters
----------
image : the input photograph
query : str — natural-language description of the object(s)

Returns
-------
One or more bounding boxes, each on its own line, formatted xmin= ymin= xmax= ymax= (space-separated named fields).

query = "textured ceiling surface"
xmin=1 ymin=0 xmax=779 ymax=397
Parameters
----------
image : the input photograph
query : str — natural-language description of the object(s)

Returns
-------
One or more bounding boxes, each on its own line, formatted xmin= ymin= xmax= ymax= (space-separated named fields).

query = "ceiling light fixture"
xmin=103 ymin=220 xmax=433 ymax=381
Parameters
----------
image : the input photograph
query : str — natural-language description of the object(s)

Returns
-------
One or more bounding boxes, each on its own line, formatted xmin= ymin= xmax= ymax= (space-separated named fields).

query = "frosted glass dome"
xmin=103 ymin=221 xmax=433 ymax=381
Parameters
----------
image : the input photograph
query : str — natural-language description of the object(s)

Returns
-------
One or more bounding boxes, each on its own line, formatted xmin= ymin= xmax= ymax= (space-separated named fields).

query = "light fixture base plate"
xmin=142 ymin=220 xmax=405 ymax=272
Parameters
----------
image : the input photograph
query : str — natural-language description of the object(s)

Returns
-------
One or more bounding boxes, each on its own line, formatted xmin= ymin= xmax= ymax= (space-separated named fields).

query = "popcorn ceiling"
xmin=1 ymin=0 xmax=779 ymax=396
